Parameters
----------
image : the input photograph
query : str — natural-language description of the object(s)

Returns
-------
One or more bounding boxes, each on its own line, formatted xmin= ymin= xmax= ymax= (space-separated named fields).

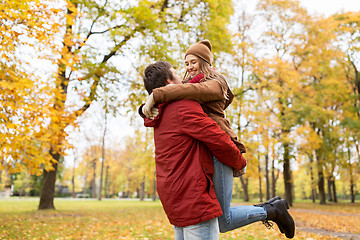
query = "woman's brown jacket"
xmin=152 ymin=74 xmax=246 ymax=153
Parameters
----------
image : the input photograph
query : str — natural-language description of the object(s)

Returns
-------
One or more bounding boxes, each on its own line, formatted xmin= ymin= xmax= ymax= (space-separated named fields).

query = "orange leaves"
xmin=0 ymin=0 xmax=60 ymax=52
xmin=0 ymin=63 xmax=67 ymax=174
xmin=3 ymin=199 xmax=358 ymax=240
xmin=0 ymin=0 xmax=64 ymax=175
xmin=293 ymin=208 xmax=360 ymax=235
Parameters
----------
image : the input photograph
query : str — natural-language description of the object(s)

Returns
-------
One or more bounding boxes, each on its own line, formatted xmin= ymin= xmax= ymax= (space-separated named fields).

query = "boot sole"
xmin=276 ymin=199 xmax=295 ymax=238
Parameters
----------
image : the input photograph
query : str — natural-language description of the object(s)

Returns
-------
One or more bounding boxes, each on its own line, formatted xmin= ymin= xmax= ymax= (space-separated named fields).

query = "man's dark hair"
xmin=143 ymin=61 xmax=174 ymax=94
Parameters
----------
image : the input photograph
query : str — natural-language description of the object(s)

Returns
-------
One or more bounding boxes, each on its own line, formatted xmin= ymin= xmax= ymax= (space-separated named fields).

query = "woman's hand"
xmin=147 ymin=107 xmax=159 ymax=119
xmin=233 ymin=166 xmax=246 ymax=177
xmin=143 ymin=93 xmax=156 ymax=118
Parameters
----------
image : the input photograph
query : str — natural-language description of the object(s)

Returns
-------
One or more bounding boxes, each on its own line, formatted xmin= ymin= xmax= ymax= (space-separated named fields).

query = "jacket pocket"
xmin=204 ymin=173 xmax=217 ymax=199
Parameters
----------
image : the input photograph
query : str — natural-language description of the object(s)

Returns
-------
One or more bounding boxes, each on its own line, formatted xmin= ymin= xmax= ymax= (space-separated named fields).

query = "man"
xmin=139 ymin=61 xmax=246 ymax=240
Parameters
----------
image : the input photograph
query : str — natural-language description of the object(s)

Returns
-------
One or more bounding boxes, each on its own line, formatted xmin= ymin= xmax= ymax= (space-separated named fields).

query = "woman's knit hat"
xmin=185 ymin=40 xmax=212 ymax=65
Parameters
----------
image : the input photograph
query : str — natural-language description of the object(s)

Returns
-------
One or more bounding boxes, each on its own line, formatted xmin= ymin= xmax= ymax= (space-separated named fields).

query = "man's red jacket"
xmin=143 ymin=99 xmax=246 ymax=227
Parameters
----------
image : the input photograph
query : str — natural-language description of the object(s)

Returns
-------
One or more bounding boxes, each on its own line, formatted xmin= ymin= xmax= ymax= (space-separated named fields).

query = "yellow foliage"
xmin=0 ymin=0 xmax=64 ymax=175
xmin=296 ymin=124 xmax=322 ymax=152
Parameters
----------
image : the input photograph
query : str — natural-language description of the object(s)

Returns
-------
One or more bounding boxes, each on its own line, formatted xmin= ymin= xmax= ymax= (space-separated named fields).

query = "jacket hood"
xmin=139 ymin=102 xmax=169 ymax=128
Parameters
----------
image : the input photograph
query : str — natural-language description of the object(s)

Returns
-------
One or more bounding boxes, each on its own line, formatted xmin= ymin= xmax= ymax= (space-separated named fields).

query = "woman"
xmin=141 ymin=40 xmax=295 ymax=238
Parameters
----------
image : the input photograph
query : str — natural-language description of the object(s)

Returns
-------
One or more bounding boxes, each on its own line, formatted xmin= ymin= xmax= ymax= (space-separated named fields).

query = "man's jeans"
xmin=212 ymin=156 xmax=267 ymax=233
xmin=174 ymin=217 xmax=219 ymax=240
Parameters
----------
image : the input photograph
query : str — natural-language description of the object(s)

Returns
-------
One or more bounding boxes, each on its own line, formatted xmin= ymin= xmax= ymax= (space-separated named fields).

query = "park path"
xmin=231 ymin=202 xmax=360 ymax=239
xmin=293 ymin=208 xmax=360 ymax=217
xmin=292 ymin=209 xmax=360 ymax=240
xmin=296 ymin=226 xmax=360 ymax=240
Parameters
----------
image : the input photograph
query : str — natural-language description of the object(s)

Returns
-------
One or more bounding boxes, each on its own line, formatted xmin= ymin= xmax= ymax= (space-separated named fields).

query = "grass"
xmin=0 ymin=198 xmax=358 ymax=239
xmin=0 ymin=198 xmax=172 ymax=240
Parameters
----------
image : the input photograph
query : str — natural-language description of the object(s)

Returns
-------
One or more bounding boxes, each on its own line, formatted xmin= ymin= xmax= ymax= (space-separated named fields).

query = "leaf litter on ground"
xmin=0 ymin=198 xmax=358 ymax=240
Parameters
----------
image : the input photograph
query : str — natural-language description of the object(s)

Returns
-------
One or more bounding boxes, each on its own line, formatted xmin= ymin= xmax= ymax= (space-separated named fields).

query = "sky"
xmin=299 ymin=0 xmax=360 ymax=16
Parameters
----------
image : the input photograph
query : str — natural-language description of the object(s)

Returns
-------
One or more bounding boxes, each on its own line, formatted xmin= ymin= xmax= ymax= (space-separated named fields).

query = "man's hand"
xmin=143 ymin=93 xmax=156 ymax=118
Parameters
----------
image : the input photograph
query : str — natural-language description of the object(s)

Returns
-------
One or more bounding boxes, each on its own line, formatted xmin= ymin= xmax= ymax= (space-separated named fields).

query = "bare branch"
xmin=75 ymin=26 xmax=146 ymax=117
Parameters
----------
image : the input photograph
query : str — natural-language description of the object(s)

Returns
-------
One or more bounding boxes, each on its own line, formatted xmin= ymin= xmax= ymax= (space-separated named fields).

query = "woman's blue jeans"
xmin=212 ymin=156 xmax=267 ymax=233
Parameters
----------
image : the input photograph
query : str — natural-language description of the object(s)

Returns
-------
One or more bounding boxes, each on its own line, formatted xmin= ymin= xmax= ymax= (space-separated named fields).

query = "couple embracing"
xmin=139 ymin=40 xmax=295 ymax=240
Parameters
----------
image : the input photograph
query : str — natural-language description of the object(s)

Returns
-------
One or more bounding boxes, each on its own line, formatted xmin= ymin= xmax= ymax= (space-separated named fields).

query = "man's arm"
xmin=177 ymin=100 xmax=246 ymax=171
xmin=153 ymin=80 xmax=225 ymax=103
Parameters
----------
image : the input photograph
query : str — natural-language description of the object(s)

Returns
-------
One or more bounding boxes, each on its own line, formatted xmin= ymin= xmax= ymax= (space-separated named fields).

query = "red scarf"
xmin=189 ymin=67 xmax=216 ymax=83
xmin=188 ymin=73 xmax=204 ymax=83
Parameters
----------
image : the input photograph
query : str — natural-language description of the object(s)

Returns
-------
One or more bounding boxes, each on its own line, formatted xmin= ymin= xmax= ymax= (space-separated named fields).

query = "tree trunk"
xmin=349 ymin=160 xmax=355 ymax=203
xmin=283 ymin=143 xmax=293 ymax=206
xmin=98 ymin=155 xmax=104 ymax=200
xmin=309 ymin=153 xmax=316 ymax=203
xmin=71 ymin=156 xmax=76 ymax=198
xmin=38 ymin=2 xmax=74 ymax=210
xmin=152 ymin=172 xmax=157 ymax=201
xmin=38 ymin=150 xmax=59 ymax=210
xmin=332 ymin=179 xmax=337 ymax=203
xmin=265 ymin=153 xmax=270 ymax=200
xmin=318 ymin=168 xmax=326 ymax=204
xmin=140 ymin=180 xmax=145 ymax=201
xmin=271 ymin=157 xmax=277 ymax=197
xmin=327 ymin=176 xmax=333 ymax=202
xmin=315 ymin=150 xmax=326 ymax=204
xmin=98 ymin=109 xmax=107 ymax=201
xmin=136 ymin=187 xmax=140 ymax=198
xmin=258 ymin=154 xmax=263 ymax=202
xmin=104 ymin=165 xmax=109 ymax=198
xmin=92 ymin=159 xmax=97 ymax=198
xmin=348 ymin=146 xmax=356 ymax=203
xmin=350 ymin=179 xmax=355 ymax=203
xmin=98 ymin=157 xmax=104 ymax=200
xmin=240 ymin=176 xmax=249 ymax=202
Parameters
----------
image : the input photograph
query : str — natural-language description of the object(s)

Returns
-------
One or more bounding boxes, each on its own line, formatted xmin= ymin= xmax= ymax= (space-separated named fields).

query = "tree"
xmin=0 ymin=0 xmax=61 ymax=176
xmin=333 ymin=11 xmax=360 ymax=203
xmin=255 ymin=0 xmax=311 ymax=206
xmin=120 ymin=130 xmax=155 ymax=200
xmin=35 ymin=0 xmax=236 ymax=210
xmin=98 ymin=102 xmax=108 ymax=201
xmin=293 ymin=12 xmax=351 ymax=204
